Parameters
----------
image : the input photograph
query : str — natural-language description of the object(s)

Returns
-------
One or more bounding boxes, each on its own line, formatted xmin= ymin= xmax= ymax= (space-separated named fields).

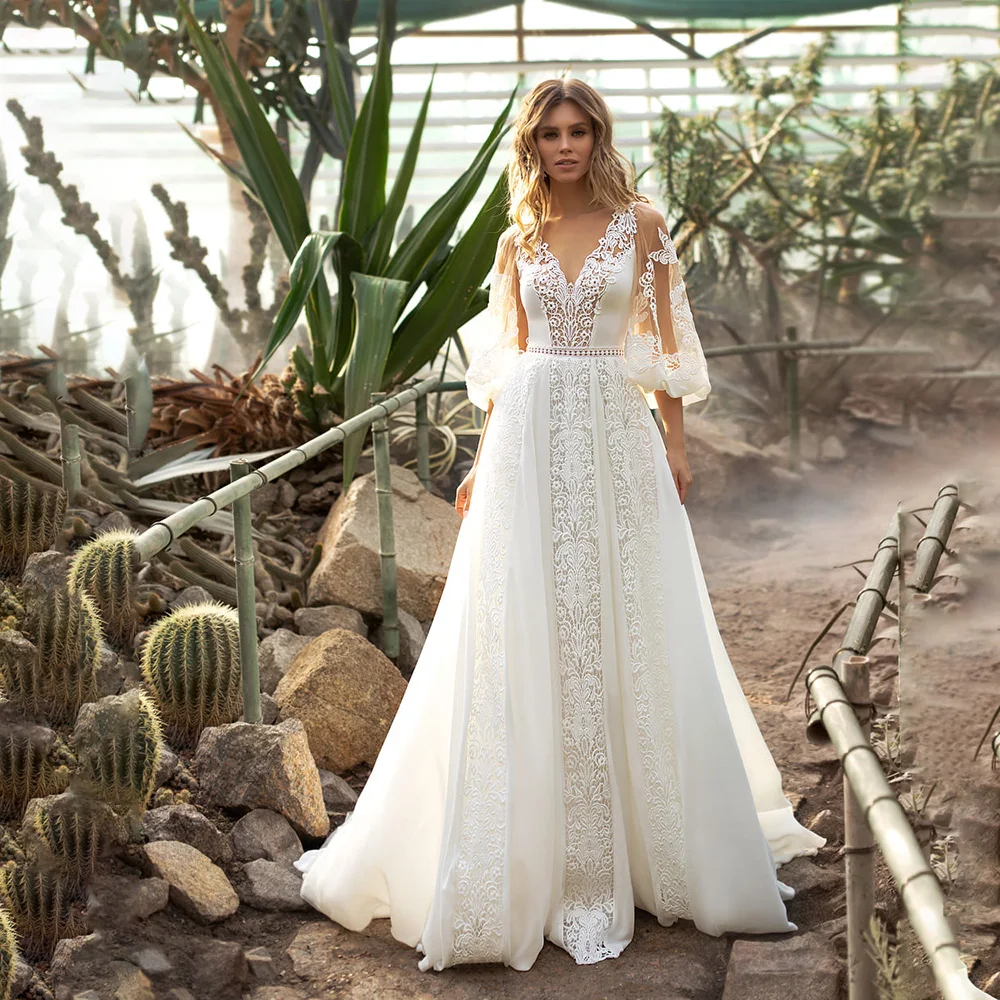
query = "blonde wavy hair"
xmin=507 ymin=78 xmax=649 ymax=257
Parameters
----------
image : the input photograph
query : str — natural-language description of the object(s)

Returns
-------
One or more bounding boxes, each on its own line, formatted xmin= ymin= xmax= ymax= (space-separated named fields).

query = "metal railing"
xmin=801 ymin=484 xmax=993 ymax=1000
xmin=120 ymin=375 xmax=441 ymax=724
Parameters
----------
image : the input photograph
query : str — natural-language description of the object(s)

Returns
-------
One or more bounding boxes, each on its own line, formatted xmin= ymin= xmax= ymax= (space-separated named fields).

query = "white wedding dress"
xmin=295 ymin=200 xmax=825 ymax=972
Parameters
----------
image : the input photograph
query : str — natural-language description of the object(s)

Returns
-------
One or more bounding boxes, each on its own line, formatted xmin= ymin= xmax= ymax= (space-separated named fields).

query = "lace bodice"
xmin=465 ymin=200 xmax=712 ymax=410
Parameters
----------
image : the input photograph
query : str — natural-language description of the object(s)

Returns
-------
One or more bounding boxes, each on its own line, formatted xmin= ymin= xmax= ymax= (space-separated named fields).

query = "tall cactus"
xmin=67 ymin=529 xmax=139 ymax=647
xmin=0 ymin=477 xmax=67 ymax=578
xmin=0 ymin=717 xmax=74 ymax=821
xmin=72 ymin=690 xmax=162 ymax=813
xmin=139 ymin=602 xmax=243 ymax=746
xmin=0 ymin=865 xmax=82 ymax=962
xmin=0 ymin=587 xmax=101 ymax=724
xmin=0 ymin=904 xmax=18 ymax=1000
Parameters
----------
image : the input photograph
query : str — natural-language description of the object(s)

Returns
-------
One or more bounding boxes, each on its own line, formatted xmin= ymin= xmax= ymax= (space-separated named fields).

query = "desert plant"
xmin=0 ymin=587 xmax=25 ymax=633
xmin=0 ymin=864 xmax=82 ymax=962
xmin=0 ymin=719 xmax=73 ymax=821
xmin=140 ymin=602 xmax=243 ymax=746
xmin=72 ymin=690 xmax=162 ymax=814
xmin=0 ymin=587 xmax=101 ymax=725
xmin=0 ymin=904 xmax=18 ymax=1000
xmin=0 ymin=476 xmax=66 ymax=577
xmin=67 ymin=528 xmax=139 ymax=647
xmin=183 ymin=0 xmax=515 ymax=486
xmin=26 ymin=794 xmax=111 ymax=888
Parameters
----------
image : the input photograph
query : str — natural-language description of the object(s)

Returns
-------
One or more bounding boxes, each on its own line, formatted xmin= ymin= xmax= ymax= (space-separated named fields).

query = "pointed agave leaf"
xmin=841 ymin=195 xmax=920 ymax=241
xmin=131 ymin=448 xmax=287 ymax=488
xmin=255 ymin=230 xmax=360 ymax=377
xmin=338 ymin=0 xmax=394 ymax=242
xmin=125 ymin=356 xmax=153 ymax=453
xmin=366 ymin=68 xmax=436 ymax=275
xmin=385 ymin=83 xmax=516 ymax=287
xmin=319 ymin=0 xmax=356 ymax=150
xmin=387 ymin=170 xmax=509 ymax=382
xmin=341 ymin=273 xmax=409 ymax=487
xmin=329 ymin=235 xmax=366 ymax=376
xmin=179 ymin=122 xmax=257 ymax=197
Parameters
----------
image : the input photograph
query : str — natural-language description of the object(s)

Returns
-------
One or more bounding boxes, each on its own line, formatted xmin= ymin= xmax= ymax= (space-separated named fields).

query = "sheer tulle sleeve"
xmin=465 ymin=228 xmax=524 ymax=412
xmin=623 ymin=203 xmax=711 ymax=407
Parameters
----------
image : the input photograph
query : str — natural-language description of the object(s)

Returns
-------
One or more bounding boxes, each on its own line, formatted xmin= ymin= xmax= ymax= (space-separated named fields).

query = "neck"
xmin=546 ymin=179 xmax=598 ymax=219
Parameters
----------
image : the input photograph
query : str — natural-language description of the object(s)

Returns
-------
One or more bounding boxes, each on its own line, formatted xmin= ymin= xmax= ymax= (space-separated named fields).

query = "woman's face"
xmin=535 ymin=99 xmax=594 ymax=185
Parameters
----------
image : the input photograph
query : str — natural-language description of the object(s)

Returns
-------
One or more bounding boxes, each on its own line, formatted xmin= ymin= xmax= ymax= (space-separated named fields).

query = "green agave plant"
xmin=179 ymin=0 xmax=515 ymax=486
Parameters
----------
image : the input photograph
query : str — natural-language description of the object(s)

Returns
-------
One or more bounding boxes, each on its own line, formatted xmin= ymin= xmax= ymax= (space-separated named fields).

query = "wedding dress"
xmin=295 ymin=199 xmax=826 ymax=972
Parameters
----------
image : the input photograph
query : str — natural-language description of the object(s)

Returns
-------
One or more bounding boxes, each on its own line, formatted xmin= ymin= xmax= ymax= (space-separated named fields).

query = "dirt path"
xmin=233 ymin=415 xmax=998 ymax=1000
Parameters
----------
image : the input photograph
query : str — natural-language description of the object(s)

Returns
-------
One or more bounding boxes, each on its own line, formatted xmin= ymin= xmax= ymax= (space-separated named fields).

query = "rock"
xmin=260 ymin=691 xmax=279 ymax=725
xmin=22 ymin=550 xmax=70 ymax=592
xmin=50 ymin=933 xmax=107 ymax=988
xmin=984 ymin=970 xmax=1000 ymax=998
xmin=808 ymin=809 xmax=840 ymax=843
xmin=245 ymin=946 xmax=277 ymax=983
xmin=73 ymin=992 xmax=101 ymax=1000
xmin=142 ymin=803 xmax=233 ymax=864
xmin=370 ymin=608 xmax=426 ymax=678
xmin=258 ymin=602 xmax=295 ymax=631
xmin=258 ymin=630 xmax=313 ymax=695
xmin=819 ymin=434 xmax=847 ymax=462
xmin=110 ymin=962 xmax=155 ymax=1000
xmin=95 ymin=644 xmax=125 ymax=698
xmin=141 ymin=840 xmax=239 ymax=924
xmin=778 ymin=856 xmax=843 ymax=896
xmin=293 ymin=605 xmax=366 ymax=637
xmin=813 ymin=915 xmax=848 ymax=941
xmin=310 ymin=464 xmax=460 ymax=620
xmin=250 ymin=483 xmax=281 ymax=515
xmin=319 ymin=770 xmax=358 ymax=813
xmin=722 ymin=932 xmax=841 ymax=1000
xmin=190 ymin=938 xmax=247 ymax=997
xmin=286 ymin=922 xmax=344 ymax=979
xmin=130 ymin=946 xmax=173 ymax=976
xmin=871 ymin=673 xmax=897 ymax=707
xmin=195 ymin=719 xmax=328 ymax=839
xmin=274 ymin=629 xmax=407 ymax=773
xmin=154 ymin=746 xmax=178 ymax=789
xmin=98 ymin=511 xmax=133 ymax=534
xmin=87 ymin=875 xmax=170 ymax=927
xmin=172 ymin=586 xmax=214 ymax=610
xmin=11 ymin=956 xmax=33 ymax=996
xmin=238 ymin=859 xmax=309 ymax=912
xmin=231 ymin=809 xmax=303 ymax=865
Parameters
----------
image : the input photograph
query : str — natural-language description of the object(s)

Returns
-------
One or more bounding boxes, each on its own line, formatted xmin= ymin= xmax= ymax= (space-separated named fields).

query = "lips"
xmin=555 ymin=160 xmax=577 ymax=167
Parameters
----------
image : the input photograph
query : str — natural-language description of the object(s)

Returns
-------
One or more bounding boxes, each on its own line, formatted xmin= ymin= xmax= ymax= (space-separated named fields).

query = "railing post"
xmin=840 ymin=652 xmax=877 ymax=1000
xmin=59 ymin=416 xmax=81 ymax=504
xmin=785 ymin=324 xmax=801 ymax=472
xmin=371 ymin=392 xmax=399 ymax=661
xmin=230 ymin=459 xmax=262 ymax=724
xmin=414 ymin=390 xmax=431 ymax=491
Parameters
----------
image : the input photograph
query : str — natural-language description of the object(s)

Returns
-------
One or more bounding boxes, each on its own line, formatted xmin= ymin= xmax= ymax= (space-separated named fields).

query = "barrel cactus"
xmin=0 ymin=717 xmax=74 ymax=821
xmin=0 ymin=864 xmax=82 ymax=962
xmin=140 ymin=602 xmax=243 ymax=746
xmin=72 ymin=690 xmax=162 ymax=813
xmin=25 ymin=794 xmax=114 ymax=889
xmin=0 ymin=477 xmax=67 ymax=578
xmin=0 ymin=587 xmax=101 ymax=725
xmin=0 ymin=905 xmax=18 ymax=1000
xmin=67 ymin=529 xmax=140 ymax=647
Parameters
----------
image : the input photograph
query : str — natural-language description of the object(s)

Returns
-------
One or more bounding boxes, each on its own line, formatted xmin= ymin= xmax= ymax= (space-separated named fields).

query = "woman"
xmin=295 ymin=78 xmax=825 ymax=973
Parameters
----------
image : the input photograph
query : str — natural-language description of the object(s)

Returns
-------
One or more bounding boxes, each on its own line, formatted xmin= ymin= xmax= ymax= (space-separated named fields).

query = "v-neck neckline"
xmin=538 ymin=204 xmax=627 ymax=288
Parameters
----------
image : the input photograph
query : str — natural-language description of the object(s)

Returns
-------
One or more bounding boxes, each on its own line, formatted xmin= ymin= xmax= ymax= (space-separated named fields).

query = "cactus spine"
xmin=27 ymin=795 xmax=108 ymax=888
xmin=140 ymin=602 xmax=243 ymax=746
xmin=67 ymin=528 xmax=139 ymax=647
xmin=0 ymin=477 xmax=67 ymax=577
xmin=0 ymin=588 xmax=101 ymax=725
xmin=0 ymin=905 xmax=17 ymax=1000
xmin=0 ymin=865 xmax=82 ymax=961
xmin=72 ymin=690 xmax=162 ymax=813
xmin=0 ymin=722 xmax=73 ymax=821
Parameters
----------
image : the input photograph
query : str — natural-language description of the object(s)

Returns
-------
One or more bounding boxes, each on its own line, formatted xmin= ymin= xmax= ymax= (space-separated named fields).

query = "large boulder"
xmin=274 ymin=629 xmax=406 ymax=773
xmin=140 ymin=841 xmax=239 ymax=925
xmin=293 ymin=605 xmax=366 ymax=638
xmin=195 ymin=719 xmax=328 ymax=839
xmin=258 ymin=630 xmax=313 ymax=696
xmin=309 ymin=464 xmax=460 ymax=620
xmin=231 ymin=809 xmax=303 ymax=865
xmin=722 ymin=932 xmax=842 ymax=1000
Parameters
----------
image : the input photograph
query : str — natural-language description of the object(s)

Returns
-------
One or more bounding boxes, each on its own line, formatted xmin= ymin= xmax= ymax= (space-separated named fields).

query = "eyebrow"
xmin=541 ymin=121 xmax=588 ymax=129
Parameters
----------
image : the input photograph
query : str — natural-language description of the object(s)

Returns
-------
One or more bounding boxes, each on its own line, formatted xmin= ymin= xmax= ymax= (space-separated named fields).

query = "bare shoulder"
xmin=632 ymin=200 xmax=670 ymax=235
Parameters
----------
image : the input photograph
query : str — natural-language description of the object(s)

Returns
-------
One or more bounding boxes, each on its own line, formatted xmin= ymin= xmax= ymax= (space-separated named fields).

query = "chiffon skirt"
xmin=295 ymin=351 xmax=826 ymax=972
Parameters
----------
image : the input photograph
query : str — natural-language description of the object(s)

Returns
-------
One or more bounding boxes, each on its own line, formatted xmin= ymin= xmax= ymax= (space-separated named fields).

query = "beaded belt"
xmin=526 ymin=344 xmax=624 ymax=357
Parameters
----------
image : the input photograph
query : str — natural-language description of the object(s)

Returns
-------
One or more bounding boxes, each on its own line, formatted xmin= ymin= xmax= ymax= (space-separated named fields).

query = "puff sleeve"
xmin=464 ymin=227 xmax=525 ymax=412
xmin=623 ymin=204 xmax=711 ymax=406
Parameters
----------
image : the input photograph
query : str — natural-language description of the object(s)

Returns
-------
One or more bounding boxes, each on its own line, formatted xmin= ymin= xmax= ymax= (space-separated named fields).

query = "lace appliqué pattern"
xmin=524 ymin=205 xmax=636 ymax=348
xmin=549 ymin=358 xmax=618 ymax=964
xmin=447 ymin=356 xmax=543 ymax=964
xmin=598 ymin=362 xmax=691 ymax=921
xmin=627 ymin=226 xmax=709 ymax=395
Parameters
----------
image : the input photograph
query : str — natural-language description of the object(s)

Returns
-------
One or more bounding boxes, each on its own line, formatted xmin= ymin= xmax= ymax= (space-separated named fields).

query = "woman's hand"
xmin=455 ymin=465 xmax=477 ymax=518
xmin=667 ymin=447 xmax=693 ymax=505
